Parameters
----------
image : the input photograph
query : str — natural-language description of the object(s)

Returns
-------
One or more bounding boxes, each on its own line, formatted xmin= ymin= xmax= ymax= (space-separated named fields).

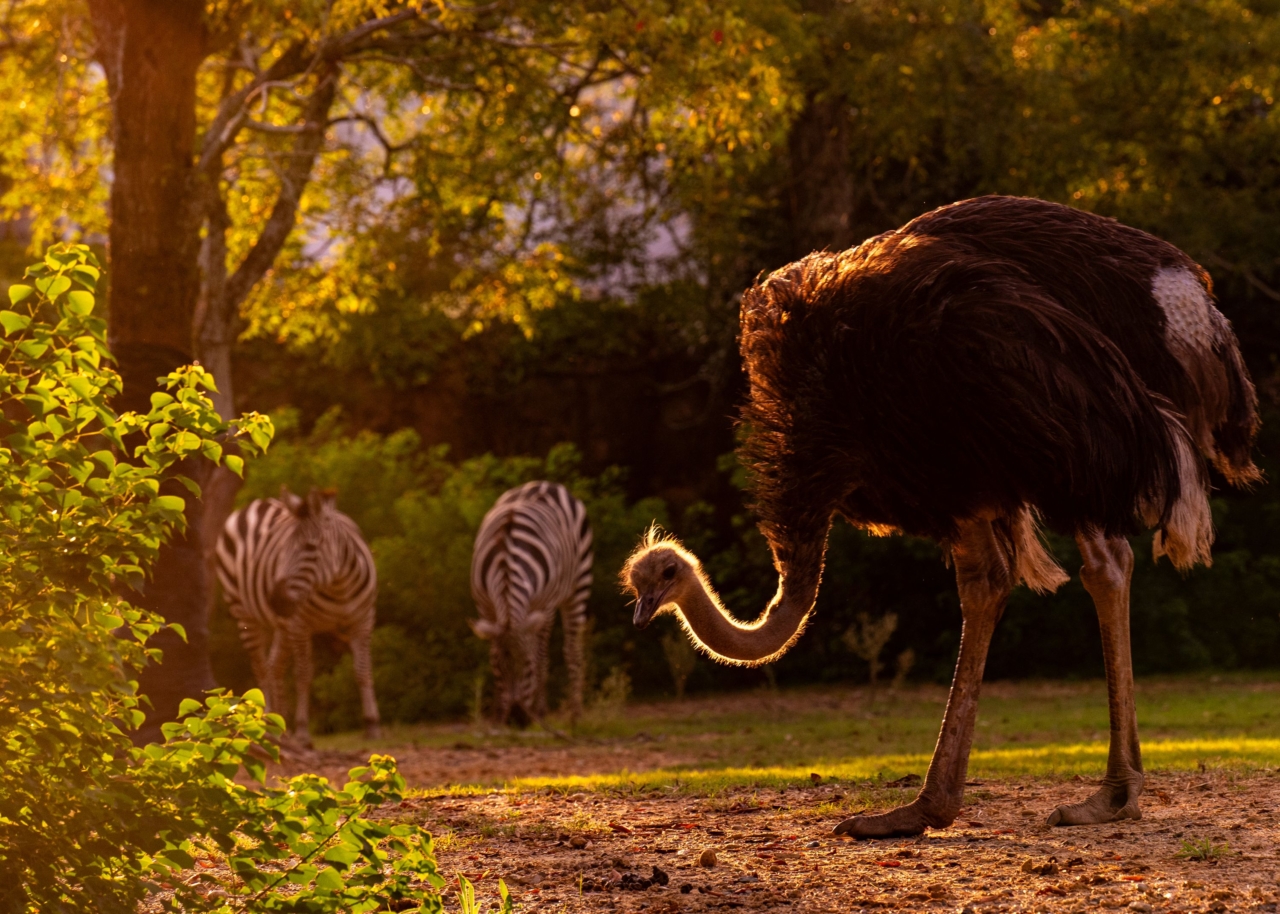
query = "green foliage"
xmin=0 ymin=246 xmax=457 ymax=913
xmin=222 ymin=416 xmax=667 ymax=728
xmin=1176 ymin=837 xmax=1235 ymax=861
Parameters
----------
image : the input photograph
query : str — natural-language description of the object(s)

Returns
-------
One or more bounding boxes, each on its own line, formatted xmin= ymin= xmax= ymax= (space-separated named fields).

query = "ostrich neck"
xmin=677 ymin=549 xmax=824 ymax=666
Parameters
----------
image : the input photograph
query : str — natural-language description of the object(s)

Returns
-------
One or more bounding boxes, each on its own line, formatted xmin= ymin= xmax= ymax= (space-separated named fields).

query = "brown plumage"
xmin=624 ymin=196 xmax=1260 ymax=838
xmin=740 ymin=195 xmax=1258 ymax=570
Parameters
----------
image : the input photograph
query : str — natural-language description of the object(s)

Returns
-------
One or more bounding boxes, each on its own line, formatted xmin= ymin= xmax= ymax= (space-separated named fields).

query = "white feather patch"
xmin=1150 ymin=416 xmax=1214 ymax=570
xmin=1151 ymin=267 xmax=1217 ymax=351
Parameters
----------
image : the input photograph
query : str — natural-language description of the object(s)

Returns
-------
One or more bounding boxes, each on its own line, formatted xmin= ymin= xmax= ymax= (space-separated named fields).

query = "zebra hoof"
xmin=364 ymin=721 xmax=382 ymax=740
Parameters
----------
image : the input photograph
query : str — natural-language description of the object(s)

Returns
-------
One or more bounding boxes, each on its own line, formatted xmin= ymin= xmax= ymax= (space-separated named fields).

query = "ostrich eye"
xmin=661 ymin=565 xmax=676 ymax=580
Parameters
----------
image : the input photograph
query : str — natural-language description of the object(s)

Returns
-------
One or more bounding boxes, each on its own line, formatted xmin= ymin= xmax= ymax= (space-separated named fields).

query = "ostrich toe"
xmin=1047 ymin=772 xmax=1144 ymax=826
xmin=833 ymin=798 xmax=955 ymax=838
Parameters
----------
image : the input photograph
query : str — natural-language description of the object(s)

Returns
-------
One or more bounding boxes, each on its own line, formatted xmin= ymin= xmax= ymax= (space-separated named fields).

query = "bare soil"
xmin=404 ymin=770 xmax=1280 ymax=913
xmin=275 ymin=746 xmax=1280 ymax=913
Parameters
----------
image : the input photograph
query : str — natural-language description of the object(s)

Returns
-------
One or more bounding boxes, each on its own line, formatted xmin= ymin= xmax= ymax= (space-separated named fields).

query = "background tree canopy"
xmin=2 ymin=0 xmax=1278 ymax=729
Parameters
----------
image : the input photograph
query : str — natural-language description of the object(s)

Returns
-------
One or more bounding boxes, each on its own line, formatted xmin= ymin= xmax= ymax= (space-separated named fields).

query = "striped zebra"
xmin=471 ymin=481 xmax=593 ymax=725
xmin=216 ymin=486 xmax=380 ymax=745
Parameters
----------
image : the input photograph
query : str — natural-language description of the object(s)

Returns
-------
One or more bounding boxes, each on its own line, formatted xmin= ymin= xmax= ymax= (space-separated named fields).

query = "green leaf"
xmin=155 ymin=494 xmax=186 ymax=513
xmin=7 ymin=283 xmax=33 ymax=305
xmin=314 ymin=866 xmax=345 ymax=891
xmin=18 ymin=339 xmax=50 ymax=359
xmin=243 ymin=688 xmax=266 ymax=707
xmin=71 ymin=264 xmax=99 ymax=290
xmin=65 ymin=290 xmax=95 ymax=316
xmin=179 ymin=698 xmax=203 ymax=717
xmin=323 ymin=844 xmax=362 ymax=867
xmin=224 ymin=454 xmax=245 ymax=476
xmin=0 ymin=310 xmax=31 ymax=334
xmin=37 ymin=275 xmax=71 ymax=299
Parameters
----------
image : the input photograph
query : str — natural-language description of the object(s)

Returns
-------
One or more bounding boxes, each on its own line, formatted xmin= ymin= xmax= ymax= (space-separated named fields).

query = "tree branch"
xmin=224 ymin=67 xmax=339 ymax=309
xmin=198 ymin=40 xmax=312 ymax=172
xmin=1205 ymin=253 xmax=1280 ymax=302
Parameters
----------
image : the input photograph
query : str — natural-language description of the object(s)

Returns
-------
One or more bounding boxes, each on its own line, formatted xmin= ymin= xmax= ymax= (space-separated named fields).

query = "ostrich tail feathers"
xmin=1010 ymin=507 xmax=1069 ymax=594
xmin=1149 ymin=414 xmax=1214 ymax=571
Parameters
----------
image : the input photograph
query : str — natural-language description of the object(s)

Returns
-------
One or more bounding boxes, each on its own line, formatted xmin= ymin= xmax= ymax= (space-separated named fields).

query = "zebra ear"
xmin=305 ymin=487 xmax=337 ymax=514
xmin=279 ymin=485 xmax=304 ymax=514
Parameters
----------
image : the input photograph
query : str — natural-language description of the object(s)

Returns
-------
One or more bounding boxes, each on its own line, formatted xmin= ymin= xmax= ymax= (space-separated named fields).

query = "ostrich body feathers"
xmin=739 ymin=196 xmax=1259 ymax=574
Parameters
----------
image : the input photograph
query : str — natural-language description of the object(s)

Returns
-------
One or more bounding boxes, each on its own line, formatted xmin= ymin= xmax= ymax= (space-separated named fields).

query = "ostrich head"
xmin=621 ymin=528 xmax=822 ymax=667
xmin=621 ymin=535 xmax=704 ymax=630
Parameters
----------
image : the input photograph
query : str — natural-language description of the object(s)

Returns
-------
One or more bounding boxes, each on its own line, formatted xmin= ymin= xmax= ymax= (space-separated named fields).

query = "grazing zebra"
xmin=216 ymin=486 xmax=380 ymax=745
xmin=471 ymin=481 xmax=593 ymax=725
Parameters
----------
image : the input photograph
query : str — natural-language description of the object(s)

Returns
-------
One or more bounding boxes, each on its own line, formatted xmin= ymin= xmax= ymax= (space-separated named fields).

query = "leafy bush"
xmin=0 ymin=246 xmax=465 ymax=913
xmin=223 ymin=414 xmax=667 ymax=728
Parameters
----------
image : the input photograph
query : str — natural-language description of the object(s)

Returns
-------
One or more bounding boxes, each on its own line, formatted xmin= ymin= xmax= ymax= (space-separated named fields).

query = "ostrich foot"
xmin=833 ymin=798 xmax=956 ymax=838
xmin=1047 ymin=772 xmax=1143 ymax=826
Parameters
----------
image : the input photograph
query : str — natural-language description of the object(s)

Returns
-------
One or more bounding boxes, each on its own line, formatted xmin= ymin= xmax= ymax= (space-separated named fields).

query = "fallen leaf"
xmin=608 ymin=822 xmax=633 ymax=835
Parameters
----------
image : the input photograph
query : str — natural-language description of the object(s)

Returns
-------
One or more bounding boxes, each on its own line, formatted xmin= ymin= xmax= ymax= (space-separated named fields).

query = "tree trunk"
xmin=89 ymin=0 xmax=214 ymax=743
xmin=786 ymin=94 xmax=857 ymax=257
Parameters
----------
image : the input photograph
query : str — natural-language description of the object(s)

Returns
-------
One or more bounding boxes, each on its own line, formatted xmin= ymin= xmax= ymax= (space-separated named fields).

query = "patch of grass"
xmin=505 ymin=738 xmax=1280 ymax=795
xmin=350 ymin=676 xmax=1280 ymax=795
xmin=1176 ymin=837 xmax=1234 ymax=861
xmin=325 ymin=674 xmax=1280 ymax=760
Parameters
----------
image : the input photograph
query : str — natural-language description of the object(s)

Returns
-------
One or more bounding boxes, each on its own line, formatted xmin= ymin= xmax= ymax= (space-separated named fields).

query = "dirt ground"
xmin=276 ymin=745 xmax=1280 ymax=913
xmin=407 ymin=770 xmax=1280 ymax=913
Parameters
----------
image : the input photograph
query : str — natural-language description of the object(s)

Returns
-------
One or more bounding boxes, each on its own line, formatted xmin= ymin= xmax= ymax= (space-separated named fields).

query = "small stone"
xmin=1128 ymin=903 xmax=1153 ymax=913
xmin=569 ymin=835 xmax=588 ymax=849
xmin=698 ymin=849 xmax=717 ymax=868
xmin=680 ymin=883 xmax=694 ymax=894
xmin=1020 ymin=857 xmax=1060 ymax=876
xmin=651 ymin=865 xmax=670 ymax=886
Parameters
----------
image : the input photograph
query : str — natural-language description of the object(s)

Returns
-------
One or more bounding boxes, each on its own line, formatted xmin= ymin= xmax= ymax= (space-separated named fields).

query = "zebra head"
xmin=270 ymin=486 xmax=343 ymax=616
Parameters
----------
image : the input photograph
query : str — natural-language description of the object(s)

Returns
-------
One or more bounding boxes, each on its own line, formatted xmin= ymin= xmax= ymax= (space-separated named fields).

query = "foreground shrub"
xmin=0 ymin=246 xmax=463 ymax=912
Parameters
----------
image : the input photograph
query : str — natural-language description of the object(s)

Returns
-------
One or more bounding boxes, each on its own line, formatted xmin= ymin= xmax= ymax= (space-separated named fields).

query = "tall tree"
xmin=2 ymin=0 xmax=794 ymax=736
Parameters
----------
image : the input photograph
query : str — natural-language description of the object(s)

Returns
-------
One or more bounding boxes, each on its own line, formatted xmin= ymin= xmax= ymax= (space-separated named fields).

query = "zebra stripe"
xmin=471 ymin=481 xmax=592 ymax=723
xmin=216 ymin=487 xmax=380 ymax=743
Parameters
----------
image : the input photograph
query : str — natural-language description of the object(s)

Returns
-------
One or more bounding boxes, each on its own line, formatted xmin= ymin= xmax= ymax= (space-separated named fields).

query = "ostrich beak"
xmin=633 ymin=594 xmax=658 ymax=629
xmin=633 ymin=585 xmax=671 ymax=630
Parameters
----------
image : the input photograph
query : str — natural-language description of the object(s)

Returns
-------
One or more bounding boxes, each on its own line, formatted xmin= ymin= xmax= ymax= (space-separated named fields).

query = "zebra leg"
xmin=349 ymin=629 xmax=381 ymax=740
xmin=238 ymin=615 xmax=274 ymax=708
xmin=290 ymin=629 xmax=315 ymax=748
xmin=265 ymin=627 xmax=290 ymax=722
xmin=490 ymin=638 xmax=512 ymax=725
xmin=531 ymin=619 xmax=554 ymax=720
xmin=560 ymin=601 xmax=587 ymax=723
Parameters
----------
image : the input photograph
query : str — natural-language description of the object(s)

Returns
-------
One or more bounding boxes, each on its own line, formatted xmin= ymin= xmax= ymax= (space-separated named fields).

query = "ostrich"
xmin=623 ymin=196 xmax=1259 ymax=838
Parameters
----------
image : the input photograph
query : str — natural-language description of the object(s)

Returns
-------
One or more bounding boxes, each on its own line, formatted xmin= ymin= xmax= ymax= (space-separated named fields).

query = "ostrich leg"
xmin=1049 ymin=532 xmax=1143 ymax=825
xmin=835 ymin=517 xmax=1011 ymax=837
